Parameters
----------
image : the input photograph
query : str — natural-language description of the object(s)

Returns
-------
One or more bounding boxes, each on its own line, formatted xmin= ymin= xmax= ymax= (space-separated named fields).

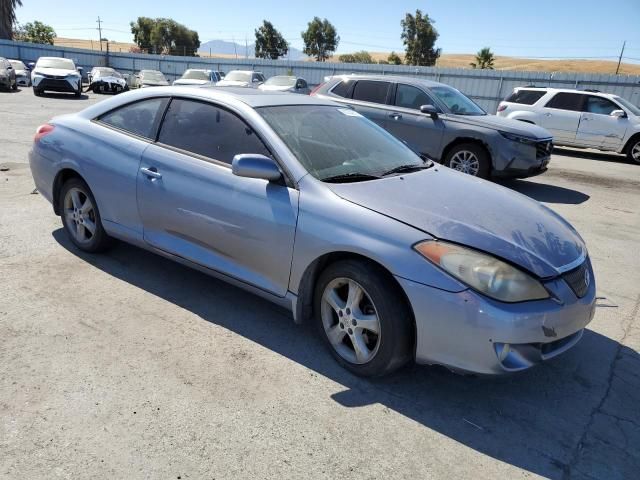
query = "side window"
xmin=158 ymin=99 xmax=271 ymax=164
xmin=352 ymin=80 xmax=390 ymax=104
xmin=545 ymin=92 xmax=585 ymax=112
xmin=505 ymin=89 xmax=546 ymax=105
xmin=395 ymin=84 xmax=435 ymax=110
xmin=584 ymin=96 xmax=619 ymax=115
xmin=98 ymin=98 xmax=167 ymax=139
xmin=330 ymin=80 xmax=351 ymax=97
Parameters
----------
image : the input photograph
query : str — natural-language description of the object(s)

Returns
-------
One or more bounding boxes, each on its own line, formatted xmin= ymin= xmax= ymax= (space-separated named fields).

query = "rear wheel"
xmin=11 ymin=79 xmax=17 ymax=91
xmin=627 ymin=138 xmax=640 ymax=164
xmin=59 ymin=178 xmax=111 ymax=252
xmin=314 ymin=260 xmax=413 ymax=377
xmin=444 ymin=143 xmax=491 ymax=179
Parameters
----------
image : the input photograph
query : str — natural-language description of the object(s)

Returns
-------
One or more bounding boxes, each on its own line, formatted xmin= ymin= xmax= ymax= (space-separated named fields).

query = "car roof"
xmin=38 ymin=56 xmax=73 ymax=61
xmin=513 ymin=86 xmax=618 ymax=98
xmin=328 ymin=74 xmax=444 ymax=88
xmin=227 ymin=69 xmax=263 ymax=74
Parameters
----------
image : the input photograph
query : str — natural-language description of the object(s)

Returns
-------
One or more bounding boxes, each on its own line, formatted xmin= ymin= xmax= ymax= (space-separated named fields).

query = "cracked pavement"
xmin=1 ymin=88 xmax=639 ymax=479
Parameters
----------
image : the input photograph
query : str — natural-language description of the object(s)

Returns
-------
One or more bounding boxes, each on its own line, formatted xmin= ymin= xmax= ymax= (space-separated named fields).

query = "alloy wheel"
xmin=63 ymin=187 xmax=97 ymax=244
xmin=320 ymin=278 xmax=381 ymax=365
xmin=449 ymin=150 xmax=480 ymax=176
xmin=632 ymin=142 xmax=640 ymax=163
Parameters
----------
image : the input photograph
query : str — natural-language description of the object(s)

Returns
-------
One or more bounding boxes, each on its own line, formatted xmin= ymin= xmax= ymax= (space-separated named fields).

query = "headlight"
xmin=414 ymin=240 xmax=549 ymax=302
xmin=67 ymin=72 xmax=80 ymax=78
xmin=499 ymin=131 xmax=537 ymax=145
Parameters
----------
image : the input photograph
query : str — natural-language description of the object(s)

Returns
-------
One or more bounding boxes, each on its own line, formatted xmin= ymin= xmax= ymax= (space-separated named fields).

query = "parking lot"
xmin=1 ymin=87 xmax=639 ymax=479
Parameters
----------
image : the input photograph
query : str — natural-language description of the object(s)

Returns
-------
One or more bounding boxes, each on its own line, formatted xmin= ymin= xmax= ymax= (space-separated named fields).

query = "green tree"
xmin=130 ymin=17 xmax=200 ymax=56
xmin=401 ymin=10 xmax=441 ymax=66
xmin=13 ymin=21 xmax=56 ymax=44
xmin=301 ymin=17 xmax=339 ymax=62
xmin=387 ymin=51 xmax=402 ymax=65
xmin=339 ymin=51 xmax=374 ymax=64
xmin=470 ymin=47 xmax=495 ymax=69
xmin=254 ymin=20 xmax=288 ymax=59
xmin=0 ymin=0 xmax=22 ymax=39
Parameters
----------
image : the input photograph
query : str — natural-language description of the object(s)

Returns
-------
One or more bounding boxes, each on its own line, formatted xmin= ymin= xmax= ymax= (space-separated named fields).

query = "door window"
xmin=98 ymin=98 xmax=168 ymax=139
xmin=545 ymin=92 xmax=585 ymax=111
xmin=395 ymin=84 xmax=436 ymax=110
xmin=584 ymin=96 xmax=619 ymax=115
xmin=157 ymin=99 xmax=271 ymax=164
xmin=505 ymin=89 xmax=546 ymax=105
xmin=352 ymin=80 xmax=390 ymax=104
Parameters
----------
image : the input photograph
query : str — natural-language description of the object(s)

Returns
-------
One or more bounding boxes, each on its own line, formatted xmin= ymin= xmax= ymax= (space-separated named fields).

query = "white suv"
xmin=31 ymin=56 xmax=82 ymax=97
xmin=497 ymin=87 xmax=640 ymax=164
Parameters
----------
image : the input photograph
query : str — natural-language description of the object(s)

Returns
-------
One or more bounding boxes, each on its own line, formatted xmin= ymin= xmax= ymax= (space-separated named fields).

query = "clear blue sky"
xmin=15 ymin=0 xmax=640 ymax=60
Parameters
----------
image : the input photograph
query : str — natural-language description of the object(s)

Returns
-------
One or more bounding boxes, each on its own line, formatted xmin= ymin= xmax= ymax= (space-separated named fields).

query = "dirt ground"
xmin=1 ymin=87 xmax=639 ymax=479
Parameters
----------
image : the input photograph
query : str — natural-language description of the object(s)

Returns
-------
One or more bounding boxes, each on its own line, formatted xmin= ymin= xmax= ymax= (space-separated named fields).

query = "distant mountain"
xmin=199 ymin=39 xmax=306 ymax=60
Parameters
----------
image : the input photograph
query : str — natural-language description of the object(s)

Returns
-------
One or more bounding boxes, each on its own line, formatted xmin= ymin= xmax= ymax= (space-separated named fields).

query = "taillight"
xmin=309 ymin=82 xmax=325 ymax=96
xmin=34 ymin=124 xmax=55 ymax=142
xmin=497 ymin=104 xmax=508 ymax=112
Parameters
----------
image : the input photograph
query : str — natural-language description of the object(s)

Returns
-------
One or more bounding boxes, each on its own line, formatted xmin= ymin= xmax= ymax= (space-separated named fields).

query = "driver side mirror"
xmin=232 ymin=154 xmax=282 ymax=182
xmin=420 ymin=104 xmax=439 ymax=119
xmin=611 ymin=109 xmax=627 ymax=118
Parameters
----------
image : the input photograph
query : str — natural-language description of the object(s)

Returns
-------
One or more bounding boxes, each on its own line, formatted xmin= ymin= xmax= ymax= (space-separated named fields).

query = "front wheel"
xmin=314 ymin=260 xmax=413 ymax=377
xmin=75 ymin=81 xmax=82 ymax=97
xmin=33 ymin=87 xmax=42 ymax=96
xmin=59 ymin=178 xmax=112 ymax=253
xmin=628 ymin=138 xmax=640 ymax=164
xmin=11 ymin=80 xmax=17 ymax=91
xmin=444 ymin=143 xmax=490 ymax=179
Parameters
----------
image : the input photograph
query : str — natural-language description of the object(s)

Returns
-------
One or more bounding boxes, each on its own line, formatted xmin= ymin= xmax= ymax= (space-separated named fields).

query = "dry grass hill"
xmin=52 ymin=38 xmax=640 ymax=75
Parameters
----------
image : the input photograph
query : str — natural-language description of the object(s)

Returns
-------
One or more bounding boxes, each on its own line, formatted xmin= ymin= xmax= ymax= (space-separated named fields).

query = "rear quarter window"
xmin=506 ymin=89 xmax=546 ymax=105
xmin=545 ymin=92 xmax=585 ymax=112
xmin=352 ymin=80 xmax=390 ymax=104
xmin=330 ymin=80 xmax=351 ymax=98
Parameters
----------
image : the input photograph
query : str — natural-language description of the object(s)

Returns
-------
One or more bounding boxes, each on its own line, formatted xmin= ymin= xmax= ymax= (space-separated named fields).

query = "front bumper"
xmin=492 ymin=138 xmax=553 ymax=179
xmin=396 ymin=259 xmax=596 ymax=375
xmin=91 ymin=80 xmax=127 ymax=94
xmin=16 ymin=74 xmax=30 ymax=86
xmin=33 ymin=75 xmax=80 ymax=93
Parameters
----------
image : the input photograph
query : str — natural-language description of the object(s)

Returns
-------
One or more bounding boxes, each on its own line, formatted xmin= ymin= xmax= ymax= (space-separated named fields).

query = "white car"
xmin=173 ymin=69 xmax=223 ymax=86
xmin=88 ymin=67 xmax=127 ymax=94
xmin=497 ymin=87 xmax=640 ymax=164
xmin=9 ymin=59 xmax=30 ymax=87
xmin=216 ymin=70 xmax=265 ymax=88
xmin=31 ymin=57 xmax=82 ymax=97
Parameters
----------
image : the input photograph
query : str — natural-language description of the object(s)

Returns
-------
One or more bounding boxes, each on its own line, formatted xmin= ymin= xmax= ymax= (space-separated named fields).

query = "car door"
xmin=576 ymin=95 xmax=628 ymax=149
xmin=349 ymin=80 xmax=393 ymax=128
xmin=137 ymin=98 xmax=299 ymax=296
xmin=539 ymin=92 xmax=585 ymax=144
xmin=384 ymin=83 xmax=445 ymax=159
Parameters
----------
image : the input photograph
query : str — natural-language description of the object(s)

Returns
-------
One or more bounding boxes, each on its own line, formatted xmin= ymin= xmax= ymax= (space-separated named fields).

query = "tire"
xmin=75 ymin=81 xmax=82 ymax=97
xmin=314 ymin=259 xmax=413 ymax=377
xmin=11 ymin=80 xmax=17 ymax=91
xmin=59 ymin=178 xmax=112 ymax=253
xmin=33 ymin=87 xmax=41 ymax=96
xmin=444 ymin=143 xmax=491 ymax=179
xmin=627 ymin=137 xmax=640 ymax=165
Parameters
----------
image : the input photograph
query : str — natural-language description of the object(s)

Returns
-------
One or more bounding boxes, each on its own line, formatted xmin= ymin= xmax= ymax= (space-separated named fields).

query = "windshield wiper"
xmin=322 ymin=172 xmax=381 ymax=183
xmin=381 ymin=162 xmax=432 ymax=177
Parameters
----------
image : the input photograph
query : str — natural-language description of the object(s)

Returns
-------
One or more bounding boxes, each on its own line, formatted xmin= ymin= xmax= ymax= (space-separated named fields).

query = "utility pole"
xmin=615 ymin=40 xmax=626 ymax=75
xmin=96 ymin=16 xmax=103 ymax=52
xmin=232 ymin=36 xmax=238 ymax=59
xmin=245 ymin=36 xmax=248 ymax=58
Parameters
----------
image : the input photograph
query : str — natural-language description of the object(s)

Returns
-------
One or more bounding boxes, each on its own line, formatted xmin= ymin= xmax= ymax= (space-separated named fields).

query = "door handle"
xmin=140 ymin=167 xmax=162 ymax=179
xmin=388 ymin=112 xmax=402 ymax=120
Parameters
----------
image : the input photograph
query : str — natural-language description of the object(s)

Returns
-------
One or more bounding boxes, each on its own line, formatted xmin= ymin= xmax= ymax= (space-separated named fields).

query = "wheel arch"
xmin=623 ymin=132 xmax=640 ymax=156
xmin=294 ymin=251 xmax=417 ymax=353
xmin=441 ymin=136 xmax=492 ymax=165
xmin=52 ymin=168 xmax=86 ymax=215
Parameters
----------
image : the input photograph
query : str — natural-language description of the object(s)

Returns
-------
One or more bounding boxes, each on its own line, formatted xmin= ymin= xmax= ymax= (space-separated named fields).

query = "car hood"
xmin=327 ymin=168 xmax=585 ymax=278
xmin=141 ymin=81 xmax=169 ymax=86
xmin=93 ymin=75 xmax=125 ymax=85
xmin=260 ymin=84 xmax=293 ymax=92
xmin=15 ymin=69 xmax=28 ymax=76
xmin=447 ymin=113 xmax=552 ymax=139
xmin=33 ymin=67 xmax=76 ymax=76
xmin=217 ymin=80 xmax=250 ymax=87
xmin=174 ymin=79 xmax=210 ymax=85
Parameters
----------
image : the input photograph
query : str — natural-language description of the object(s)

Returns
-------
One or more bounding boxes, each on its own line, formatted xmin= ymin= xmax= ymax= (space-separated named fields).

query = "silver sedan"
xmin=28 ymin=87 xmax=596 ymax=376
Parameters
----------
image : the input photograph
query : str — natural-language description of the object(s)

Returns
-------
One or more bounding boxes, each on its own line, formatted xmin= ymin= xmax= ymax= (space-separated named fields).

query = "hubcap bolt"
xmin=351 ymin=319 xmax=357 ymax=326
xmin=345 ymin=308 xmax=351 ymax=315
xmin=338 ymin=310 xmax=343 ymax=317
xmin=347 ymin=328 xmax=353 ymax=335
xmin=339 ymin=323 xmax=344 ymax=329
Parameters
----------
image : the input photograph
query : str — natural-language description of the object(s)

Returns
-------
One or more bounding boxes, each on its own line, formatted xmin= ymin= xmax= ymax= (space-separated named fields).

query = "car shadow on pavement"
xmin=37 ymin=92 xmax=89 ymax=100
xmin=499 ymin=179 xmax=590 ymax=204
xmin=53 ymin=229 xmax=639 ymax=479
xmin=553 ymin=147 xmax=630 ymax=165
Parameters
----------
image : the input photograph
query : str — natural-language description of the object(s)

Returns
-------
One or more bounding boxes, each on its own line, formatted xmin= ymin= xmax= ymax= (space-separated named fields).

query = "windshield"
xmin=430 ymin=86 xmax=486 ymax=115
xmin=37 ymin=58 xmax=75 ymax=70
xmin=265 ymin=76 xmax=296 ymax=87
xmin=259 ymin=105 xmax=425 ymax=182
xmin=614 ymin=96 xmax=640 ymax=116
xmin=9 ymin=60 xmax=26 ymax=70
xmin=181 ymin=70 xmax=209 ymax=80
xmin=224 ymin=71 xmax=251 ymax=82
xmin=141 ymin=71 xmax=166 ymax=83
xmin=95 ymin=68 xmax=122 ymax=78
